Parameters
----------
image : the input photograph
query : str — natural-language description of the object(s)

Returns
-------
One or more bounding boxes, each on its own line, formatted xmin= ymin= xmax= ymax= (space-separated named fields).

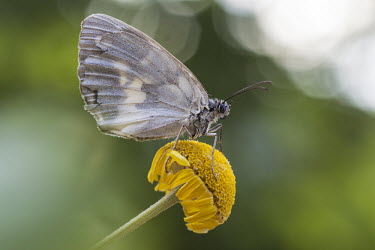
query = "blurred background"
xmin=1 ymin=0 xmax=375 ymax=249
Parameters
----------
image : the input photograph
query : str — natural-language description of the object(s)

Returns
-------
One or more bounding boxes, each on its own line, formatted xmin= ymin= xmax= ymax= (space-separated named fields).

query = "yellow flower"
xmin=148 ymin=140 xmax=236 ymax=233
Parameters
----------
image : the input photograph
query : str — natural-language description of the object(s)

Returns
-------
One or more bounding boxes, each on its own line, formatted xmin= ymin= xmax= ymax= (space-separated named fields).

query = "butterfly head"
xmin=209 ymin=99 xmax=231 ymax=120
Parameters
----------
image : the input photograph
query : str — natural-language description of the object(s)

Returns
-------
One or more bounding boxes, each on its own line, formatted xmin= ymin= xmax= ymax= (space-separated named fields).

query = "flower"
xmin=148 ymin=140 xmax=236 ymax=233
xmin=91 ymin=141 xmax=236 ymax=248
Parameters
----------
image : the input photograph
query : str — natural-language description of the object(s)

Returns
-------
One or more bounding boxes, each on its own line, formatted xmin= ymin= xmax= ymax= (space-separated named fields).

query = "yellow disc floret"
xmin=148 ymin=140 xmax=236 ymax=233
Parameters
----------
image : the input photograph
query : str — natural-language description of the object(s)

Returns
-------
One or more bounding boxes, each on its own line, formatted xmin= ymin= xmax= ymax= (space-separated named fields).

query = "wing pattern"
xmin=78 ymin=14 xmax=208 ymax=140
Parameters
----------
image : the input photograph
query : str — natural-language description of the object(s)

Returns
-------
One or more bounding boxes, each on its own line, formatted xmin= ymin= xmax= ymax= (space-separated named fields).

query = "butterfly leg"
xmin=172 ymin=125 xmax=193 ymax=151
xmin=206 ymin=124 xmax=223 ymax=180
xmin=165 ymin=125 xmax=193 ymax=172
xmin=208 ymin=124 xmax=223 ymax=152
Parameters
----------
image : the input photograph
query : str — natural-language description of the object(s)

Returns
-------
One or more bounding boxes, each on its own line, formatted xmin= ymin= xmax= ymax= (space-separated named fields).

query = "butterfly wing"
xmin=78 ymin=14 xmax=209 ymax=141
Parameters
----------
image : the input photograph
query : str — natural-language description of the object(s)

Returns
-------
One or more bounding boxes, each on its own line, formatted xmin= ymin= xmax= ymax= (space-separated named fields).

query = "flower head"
xmin=148 ymin=140 xmax=236 ymax=233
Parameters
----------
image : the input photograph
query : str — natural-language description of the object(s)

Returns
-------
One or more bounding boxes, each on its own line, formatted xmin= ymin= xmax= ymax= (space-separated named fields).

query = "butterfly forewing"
xmin=78 ymin=14 xmax=209 ymax=140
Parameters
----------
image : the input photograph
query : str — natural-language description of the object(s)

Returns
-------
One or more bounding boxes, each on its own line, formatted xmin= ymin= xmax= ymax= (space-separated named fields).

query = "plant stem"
xmin=91 ymin=187 xmax=180 ymax=249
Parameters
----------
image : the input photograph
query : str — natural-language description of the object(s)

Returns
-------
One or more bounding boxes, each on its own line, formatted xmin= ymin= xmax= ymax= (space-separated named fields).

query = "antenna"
xmin=224 ymin=81 xmax=272 ymax=102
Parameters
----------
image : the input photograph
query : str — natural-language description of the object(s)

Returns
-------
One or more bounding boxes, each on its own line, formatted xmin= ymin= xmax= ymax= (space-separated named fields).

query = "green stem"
xmin=91 ymin=188 xmax=180 ymax=249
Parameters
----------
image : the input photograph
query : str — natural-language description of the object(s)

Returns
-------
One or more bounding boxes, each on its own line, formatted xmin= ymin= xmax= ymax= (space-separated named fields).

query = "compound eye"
xmin=219 ymin=103 xmax=226 ymax=113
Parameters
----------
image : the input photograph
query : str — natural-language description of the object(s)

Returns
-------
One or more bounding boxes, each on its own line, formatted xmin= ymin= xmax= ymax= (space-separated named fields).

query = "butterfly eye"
xmin=219 ymin=103 xmax=226 ymax=113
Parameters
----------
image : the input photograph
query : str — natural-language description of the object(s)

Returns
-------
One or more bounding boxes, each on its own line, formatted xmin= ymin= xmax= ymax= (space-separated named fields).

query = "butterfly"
xmin=78 ymin=13 xmax=270 ymax=165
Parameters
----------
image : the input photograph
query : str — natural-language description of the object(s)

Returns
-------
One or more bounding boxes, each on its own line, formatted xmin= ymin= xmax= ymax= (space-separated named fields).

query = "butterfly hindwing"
xmin=78 ymin=14 xmax=209 ymax=140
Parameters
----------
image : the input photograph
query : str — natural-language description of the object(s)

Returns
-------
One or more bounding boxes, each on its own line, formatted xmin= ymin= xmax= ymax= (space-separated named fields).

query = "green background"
xmin=1 ymin=0 xmax=375 ymax=249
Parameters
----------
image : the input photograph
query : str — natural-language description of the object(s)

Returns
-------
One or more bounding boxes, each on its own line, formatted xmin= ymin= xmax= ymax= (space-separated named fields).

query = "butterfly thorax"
xmin=187 ymin=98 xmax=231 ymax=139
